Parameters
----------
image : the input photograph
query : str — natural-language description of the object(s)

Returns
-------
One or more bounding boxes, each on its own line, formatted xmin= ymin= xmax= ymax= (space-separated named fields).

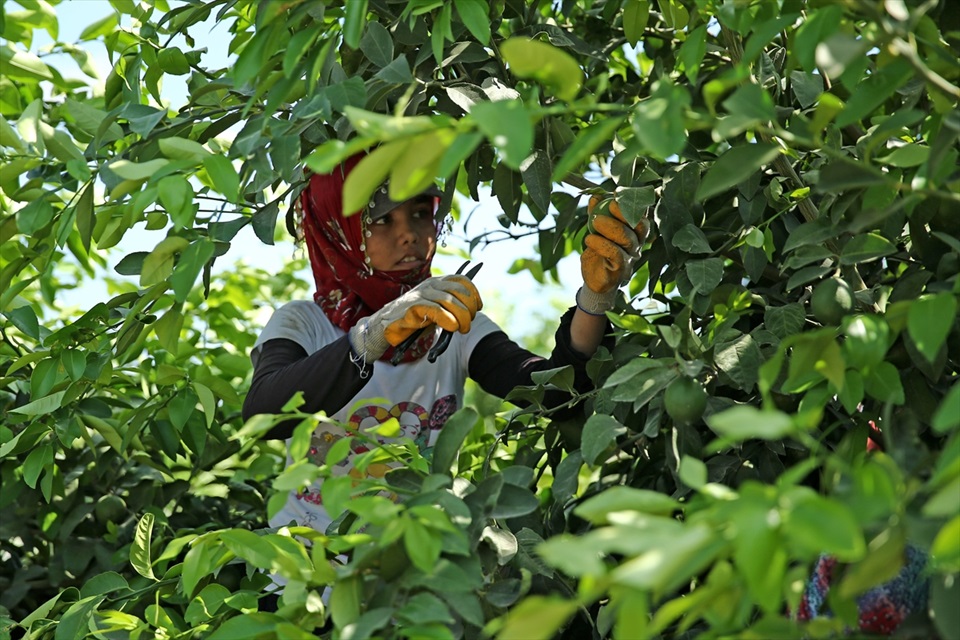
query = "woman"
xmin=242 ymin=151 xmax=645 ymax=544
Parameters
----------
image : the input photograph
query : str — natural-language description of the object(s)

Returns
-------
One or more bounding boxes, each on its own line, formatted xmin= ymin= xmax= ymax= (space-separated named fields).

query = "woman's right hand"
xmin=349 ymin=275 xmax=483 ymax=362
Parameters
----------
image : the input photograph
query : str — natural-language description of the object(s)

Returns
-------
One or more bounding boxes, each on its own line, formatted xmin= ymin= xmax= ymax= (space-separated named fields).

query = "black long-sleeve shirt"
xmin=242 ymin=307 xmax=609 ymax=439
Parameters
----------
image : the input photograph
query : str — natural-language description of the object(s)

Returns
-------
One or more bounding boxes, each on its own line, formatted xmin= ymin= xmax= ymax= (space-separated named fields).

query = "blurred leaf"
xmin=707 ymin=406 xmax=794 ymax=442
xmin=471 ymin=99 xmax=533 ymax=169
xmin=501 ymin=37 xmax=583 ymax=101
xmin=494 ymin=596 xmax=577 ymax=640
xmin=785 ymin=490 xmax=865 ymax=561
xmin=907 ymin=293 xmax=957 ymax=366
xmin=932 ymin=383 xmax=960 ymax=435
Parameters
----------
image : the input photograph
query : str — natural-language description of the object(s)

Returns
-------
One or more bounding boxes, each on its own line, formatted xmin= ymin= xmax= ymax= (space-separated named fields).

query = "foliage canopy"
xmin=2 ymin=0 xmax=959 ymax=638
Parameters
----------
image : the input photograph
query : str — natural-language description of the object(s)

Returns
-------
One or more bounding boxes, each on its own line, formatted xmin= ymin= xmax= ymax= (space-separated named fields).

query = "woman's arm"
xmin=242 ymin=337 xmax=372 ymax=438
xmin=468 ymin=307 xmax=612 ymax=414
xmin=569 ymin=307 xmax=609 ymax=356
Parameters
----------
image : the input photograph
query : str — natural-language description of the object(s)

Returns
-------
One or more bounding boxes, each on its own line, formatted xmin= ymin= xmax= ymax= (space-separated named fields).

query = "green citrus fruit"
xmin=811 ymin=278 xmax=855 ymax=325
xmin=664 ymin=377 xmax=708 ymax=425
xmin=94 ymin=494 xmax=126 ymax=523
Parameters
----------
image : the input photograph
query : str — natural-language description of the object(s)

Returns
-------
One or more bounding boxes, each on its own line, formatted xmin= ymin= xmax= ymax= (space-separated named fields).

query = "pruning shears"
xmin=389 ymin=260 xmax=483 ymax=365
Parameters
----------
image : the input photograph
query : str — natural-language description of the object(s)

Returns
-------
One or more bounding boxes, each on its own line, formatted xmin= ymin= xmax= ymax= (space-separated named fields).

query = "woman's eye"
xmin=371 ymin=216 xmax=388 ymax=226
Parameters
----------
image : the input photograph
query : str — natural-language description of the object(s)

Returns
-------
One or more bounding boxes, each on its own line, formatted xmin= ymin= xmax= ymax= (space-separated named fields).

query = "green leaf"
xmin=9 ymin=391 xmax=66 ymax=416
xmin=520 ymin=150 xmax=552 ymax=215
xmin=707 ymin=405 xmax=794 ymax=442
xmin=157 ymin=47 xmax=190 ymax=75
xmin=404 ymin=518 xmax=440 ymax=573
xmin=836 ymin=58 xmax=914 ymax=128
xmin=490 ymin=484 xmax=540 ymax=519
xmin=907 ymin=293 xmax=957 ymax=366
xmin=16 ymin=198 xmax=55 ymax=235
xmin=715 ymin=333 xmax=762 ymax=391
xmin=55 ymin=595 xmax=104 ymax=640
xmin=877 ymin=144 xmax=930 ymax=168
xmin=581 ymin=414 xmax=626 ymax=465
xmin=622 ymin=0 xmax=651 ymax=45
xmin=471 ymin=99 xmax=533 ymax=170
xmin=1 ymin=47 xmax=54 ymax=81
xmin=552 ymin=116 xmax=625 ymax=181
xmin=685 ymin=257 xmax=723 ymax=293
xmin=672 ymin=224 xmax=712 ymax=254
xmin=611 ymin=525 xmax=719 ymax=594
xmin=500 ymin=37 xmax=582 ymax=101
xmin=5 ymin=305 xmax=40 ymax=340
xmin=80 ymin=572 xmax=129 ymax=598
xmin=785 ymin=491 xmax=865 ymax=561
xmin=140 ymin=236 xmax=189 ymax=287
xmin=932 ymin=383 xmax=960 ymax=435
xmin=206 ymin=615 xmax=279 ymax=640
xmin=790 ymin=71 xmax=824 ymax=109
xmin=170 ymin=239 xmax=216 ymax=303
xmin=343 ymin=0 xmax=368 ymax=49
xmin=793 ymin=4 xmax=843 ymax=71
xmin=431 ymin=407 xmax=479 ymax=474
xmin=678 ymin=25 xmax=707 ymax=83
xmin=343 ymin=140 xmax=408 ymax=216
xmin=840 ymin=233 xmax=897 ymax=265
xmin=494 ymin=596 xmax=578 ymax=640
xmin=931 ymin=516 xmax=960 ymax=572
xmin=454 ymin=0 xmax=491 ymax=45
xmin=130 ymin=513 xmax=157 ymax=580
xmin=203 ymin=155 xmax=240 ymax=202
xmin=696 ymin=143 xmax=781 ymax=201
xmin=842 ymin=314 xmax=890 ymax=370
xmin=159 ymin=136 xmax=209 ymax=162
xmin=575 ymin=486 xmax=679 ymax=525
xmin=359 ymin=20 xmax=393 ymax=68
xmin=389 ymin=129 xmax=455 ymax=201
xmin=632 ymin=79 xmax=690 ymax=160
xmin=837 ymin=528 xmax=906 ymax=598
xmin=109 ymin=158 xmax=170 ymax=181
xmin=764 ymin=304 xmax=805 ymax=339
xmin=22 ymin=443 xmax=53 ymax=488
xmin=153 ymin=308 xmax=184 ymax=354
xmin=864 ymin=362 xmax=905 ymax=405
xmin=679 ymin=455 xmax=707 ymax=490
xmin=158 ymin=175 xmax=195 ymax=229
xmin=374 ymin=56 xmax=413 ymax=83
xmin=75 ymin=183 xmax=95 ymax=253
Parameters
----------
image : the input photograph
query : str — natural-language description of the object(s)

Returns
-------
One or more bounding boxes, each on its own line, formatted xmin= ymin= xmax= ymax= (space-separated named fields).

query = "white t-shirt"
xmin=253 ymin=300 xmax=501 ymax=535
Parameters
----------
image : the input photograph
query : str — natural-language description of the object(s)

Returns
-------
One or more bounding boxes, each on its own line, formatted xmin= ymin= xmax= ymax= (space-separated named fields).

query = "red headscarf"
xmin=298 ymin=153 xmax=438 ymax=362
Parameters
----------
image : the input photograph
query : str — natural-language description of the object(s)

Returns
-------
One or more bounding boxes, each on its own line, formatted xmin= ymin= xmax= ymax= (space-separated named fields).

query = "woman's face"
xmin=364 ymin=195 xmax=437 ymax=272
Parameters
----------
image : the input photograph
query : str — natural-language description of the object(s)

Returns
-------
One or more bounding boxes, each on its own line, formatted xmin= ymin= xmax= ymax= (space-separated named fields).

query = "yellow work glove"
xmin=578 ymin=195 xmax=649 ymax=314
xmin=349 ymin=275 xmax=483 ymax=363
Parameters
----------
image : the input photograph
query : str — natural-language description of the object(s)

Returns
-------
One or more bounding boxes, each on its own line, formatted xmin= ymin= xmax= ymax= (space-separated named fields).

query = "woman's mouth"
xmin=395 ymin=255 xmax=423 ymax=269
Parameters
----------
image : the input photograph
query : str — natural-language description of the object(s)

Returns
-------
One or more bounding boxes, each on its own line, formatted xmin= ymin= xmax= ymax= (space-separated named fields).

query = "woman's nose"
xmin=394 ymin=213 xmax=418 ymax=243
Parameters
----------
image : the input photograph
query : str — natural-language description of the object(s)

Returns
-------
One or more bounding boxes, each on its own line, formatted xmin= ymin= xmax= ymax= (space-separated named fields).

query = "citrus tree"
xmin=2 ymin=0 xmax=959 ymax=638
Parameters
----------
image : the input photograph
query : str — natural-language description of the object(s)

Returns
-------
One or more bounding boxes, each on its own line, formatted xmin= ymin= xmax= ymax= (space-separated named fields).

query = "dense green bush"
xmin=2 ymin=0 xmax=958 ymax=638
